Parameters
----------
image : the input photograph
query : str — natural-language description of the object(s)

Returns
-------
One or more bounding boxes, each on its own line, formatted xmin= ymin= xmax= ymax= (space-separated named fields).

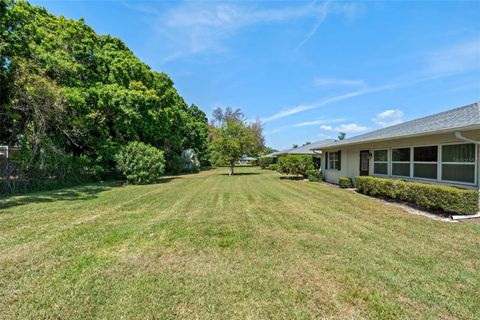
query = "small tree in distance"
xmin=209 ymin=108 xmax=265 ymax=176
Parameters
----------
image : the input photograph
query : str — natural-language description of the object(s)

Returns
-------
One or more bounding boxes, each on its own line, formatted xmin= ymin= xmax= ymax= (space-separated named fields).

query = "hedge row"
xmin=259 ymin=157 xmax=274 ymax=169
xmin=339 ymin=177 xmax=353 ymax=188
xmin=355 ymin=176 xmax=478 ymax=215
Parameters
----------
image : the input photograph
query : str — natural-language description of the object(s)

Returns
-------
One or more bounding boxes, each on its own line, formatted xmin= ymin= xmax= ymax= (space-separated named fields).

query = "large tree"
xmin=0 ymin=0 xmax=209 ymax=179
xmin=209 ymin=108 xmax=265 ymax=176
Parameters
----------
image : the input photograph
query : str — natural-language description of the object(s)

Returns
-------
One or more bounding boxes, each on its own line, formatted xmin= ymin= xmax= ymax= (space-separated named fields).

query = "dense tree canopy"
xmin=0 ymin=0 xmax=209 ymax=181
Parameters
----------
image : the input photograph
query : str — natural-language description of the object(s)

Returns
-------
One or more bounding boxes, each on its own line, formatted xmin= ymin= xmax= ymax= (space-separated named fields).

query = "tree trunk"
xmin=229 ymin=160 xmax=234 ymax=176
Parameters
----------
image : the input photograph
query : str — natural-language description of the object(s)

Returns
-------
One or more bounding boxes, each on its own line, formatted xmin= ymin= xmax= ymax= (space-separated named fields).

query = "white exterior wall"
xmin=321 ymin=129 xmax=480 ymax=190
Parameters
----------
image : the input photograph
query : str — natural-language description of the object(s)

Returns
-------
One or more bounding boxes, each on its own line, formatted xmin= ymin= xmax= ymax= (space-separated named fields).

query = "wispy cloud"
xmin=425 ymin=37 xmax=480 ymax=76
xmin=320 ymin=123 xmax=368 ymax=133
xmin=293 ymin=118 xmax=346 ymax=127
xmin=294 ymin=0 xmax=330 ymax=51
xmin=372 ymin=109 xmax=405 ymax=127
xmin=125 ymin=1 xmax=358 ymax=62
xmin=261 ymin=83 xmax=397 ymax=123
xmin=314 ymin=77 xmax=365 ymax=87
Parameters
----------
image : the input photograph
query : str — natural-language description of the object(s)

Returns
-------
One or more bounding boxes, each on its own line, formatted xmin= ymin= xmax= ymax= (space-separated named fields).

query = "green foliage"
xmin=209 ymin=108 xmax=265 ymax=175
xmin=115 ymin=141 xmax=165 ymax=184
xmin=277 ymin=155 xmax=314 ymax=178
xmin=0 ymin=1 xmax=209 ymax=187
xmin=339 ymin=177 xmax=354 ymax=188
xmin=307 ymin=169 xmax=322 ymax=182
xmin=259 ymin=157 xmax=274 ymax=169
xmin=268 ymin=164 xmax=278 ymax=171
xmin=355 ymin=176 xmax=478 ymax=215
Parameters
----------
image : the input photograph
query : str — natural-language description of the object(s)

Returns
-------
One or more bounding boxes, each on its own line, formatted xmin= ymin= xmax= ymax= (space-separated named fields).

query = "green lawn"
xmin=1 ymin=167 xmax=479 ymax=319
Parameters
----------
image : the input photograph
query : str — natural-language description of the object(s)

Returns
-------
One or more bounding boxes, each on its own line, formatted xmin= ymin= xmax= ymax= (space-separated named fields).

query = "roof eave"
xmin=311 ymin=125 xmax=480 ymax=150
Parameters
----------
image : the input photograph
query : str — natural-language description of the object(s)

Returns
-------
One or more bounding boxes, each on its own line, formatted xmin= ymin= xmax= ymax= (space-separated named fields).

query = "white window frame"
xmin=327 ymin=151 xmax=340 ymax=171
xmin=376 ymin=142 xmax=477 ymax=187
xmin=373 ymin=149 xmax=388 ymax=176
xmin=440 ymin=142 xmax=477 ymax=185
xmin=413 ymin=145 xmax=439 ymax=181
xmin=391 ymin=147 xmax=411 ymax=178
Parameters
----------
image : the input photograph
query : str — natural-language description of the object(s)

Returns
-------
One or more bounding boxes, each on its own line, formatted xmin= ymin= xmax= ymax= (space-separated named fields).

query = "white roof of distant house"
xmin=263 ymin=139 xmax=335 ymax=157
xmin=312 ymin=102 xmax=480 ymax=149
xmin=240 ymin=156 xmax=257 ymax=161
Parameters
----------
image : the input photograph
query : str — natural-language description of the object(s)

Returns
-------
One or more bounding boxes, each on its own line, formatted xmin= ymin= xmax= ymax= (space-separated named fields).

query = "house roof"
xmin=313 ymin=102 xmax=480 ymax=149
xmin=240 ymin=156 xmax=257 ymax=161
xmin=263 ymin=139 xmax=335 ymax=157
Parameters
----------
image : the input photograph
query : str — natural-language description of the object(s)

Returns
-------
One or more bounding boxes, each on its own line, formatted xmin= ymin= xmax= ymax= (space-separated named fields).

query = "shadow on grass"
xmin=0 ymin=176 xmax=181 ymax=211
xmin=219 ymin=172 xmax=261 ymax=176
xmin=279 ymin=176 xmax=305 ymax=180
xmin=0 ymin=181 xmax=123 ymax=210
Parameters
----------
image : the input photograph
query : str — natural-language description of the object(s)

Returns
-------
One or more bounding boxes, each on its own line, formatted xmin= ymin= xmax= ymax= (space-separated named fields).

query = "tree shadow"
xmin=0 ymin=181 xmax=122 ymax=210
xmin=219 ymin=172 xmax=261 ymax=176
xmin=279 ymin=176 xmax=305 ymax=180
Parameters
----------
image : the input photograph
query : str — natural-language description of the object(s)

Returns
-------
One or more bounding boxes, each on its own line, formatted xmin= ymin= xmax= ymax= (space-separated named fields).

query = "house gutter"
xmin=454 ymin=131 xmax=480 ymax=144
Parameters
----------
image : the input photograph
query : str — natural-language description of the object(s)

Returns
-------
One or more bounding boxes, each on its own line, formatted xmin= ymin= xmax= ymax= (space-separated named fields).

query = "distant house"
xmin=238 ymin=156 xmax=257 ymax=164
xmin=313 ymin=102 xmax=480 ymax=190
xmin=263 ymin=139 xmax=335 ymax=159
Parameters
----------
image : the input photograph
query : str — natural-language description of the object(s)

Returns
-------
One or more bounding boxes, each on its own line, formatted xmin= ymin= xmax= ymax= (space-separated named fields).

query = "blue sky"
xmin=32 ymin=0 xmax=480 ymax=150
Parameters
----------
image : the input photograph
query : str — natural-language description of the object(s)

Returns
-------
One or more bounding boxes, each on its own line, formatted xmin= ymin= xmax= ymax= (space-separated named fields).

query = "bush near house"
xmin=355 ymin=176 xmax=478 ymax=215
xmin=339 ymin=177 xmax=354 ymax=188
xmin=307 ymin=169 xmax=322 ymax=182
xmin=115 ymin=142 xmax=165 ymax=184
xmin=259 ymin=157 xmax=274 ymax=169
xmin=277 ymin=155 xmax=314 ymax=178
xmin=268 ymin=164 xmax=278 ymax=171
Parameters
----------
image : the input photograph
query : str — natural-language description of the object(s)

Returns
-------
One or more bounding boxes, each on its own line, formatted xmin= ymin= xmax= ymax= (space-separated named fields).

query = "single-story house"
xmin=238 ymin=156 xmax=257 ymax=164
xmin=312 ymin=102 xmax=480 ymax=190
xmin=263 ymin=139 xmax=335 ymax=158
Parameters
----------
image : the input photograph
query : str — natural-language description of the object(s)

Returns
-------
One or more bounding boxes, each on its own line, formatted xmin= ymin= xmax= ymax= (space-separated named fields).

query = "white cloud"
xmin=319 ymin=123 xmax=368 ymax=133
xmin=314 ymin=77 xmax=365 ymax=87
xmin=125 ymin=1 xmax=359 ymax=61
xmin=425 ymin=38 xmax=480 ymax=76
xmin=372 ymin=109 xmax=405 ymax=127
xmin=293 ymin=118 xmax=345 ymax=127
xmin=261 ymin=83 xmax=397 ymax=123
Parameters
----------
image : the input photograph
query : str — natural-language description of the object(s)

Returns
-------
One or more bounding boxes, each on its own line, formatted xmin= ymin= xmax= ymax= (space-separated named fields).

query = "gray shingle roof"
xmin=263 ymin=139 xmax=335 ymax=157
xmin=314 ymin=102 xmax=480 ymax=149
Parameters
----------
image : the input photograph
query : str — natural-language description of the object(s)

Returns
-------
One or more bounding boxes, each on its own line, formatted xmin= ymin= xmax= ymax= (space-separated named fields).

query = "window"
xmin=373 ymin=149 xmax=388 ymax=175
xmin=414 ymin=146 xmax=438 ymax=179
xmin=442 ymin=144 xmax=475 ymax=183
xmin=328 ymin=151 xmax=341 ymax=170
xmin=392 ymin=148 xmax=410 ymax=177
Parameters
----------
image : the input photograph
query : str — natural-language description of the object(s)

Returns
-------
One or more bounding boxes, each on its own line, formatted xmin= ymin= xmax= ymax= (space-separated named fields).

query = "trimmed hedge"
xmin=355 ymin=176 xmax=478 ymax=215
xmin=339 ymin=177 xmax=353 ymax=188
xmin=307 ymin=169 xmax=322 ymax=182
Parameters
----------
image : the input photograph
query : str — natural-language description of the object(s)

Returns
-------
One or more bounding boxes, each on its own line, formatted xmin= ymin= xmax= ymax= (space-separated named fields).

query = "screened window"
xmin=373 ymin=149 xmax=388 ymax=175
xmin=441 ymin=144 xmax=475 ymax=183
xmin=328 ymin=151 xmax=340 ymax=170
xmin=392 ymin=148 xmax=410 ymax=177
xmin=414 ymin=146 xmax=438 ymax=179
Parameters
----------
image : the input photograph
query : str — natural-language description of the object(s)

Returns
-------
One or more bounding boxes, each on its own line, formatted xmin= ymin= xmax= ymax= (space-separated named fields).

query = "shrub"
xmin=259 ymin=157 xmax=274 ymax=169
xmin=339 ymin=177 xmax=354 ymax=188
xmin=115 ymin=141 xmax=165 ymax=184
xmin=268 ymin=164 xmax=278 ymax=171
xmin=277 ymin=155 xmax=314 ymax=178
xmin=307 ymin=169 xmax=322 ymax=182
xmin=355 ymin=176 xmax=478 ymax=215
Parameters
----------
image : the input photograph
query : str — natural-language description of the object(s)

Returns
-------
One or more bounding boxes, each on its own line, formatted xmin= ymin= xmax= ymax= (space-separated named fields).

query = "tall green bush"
xmin=277 ymin=155 xmax=314 ymax=178
xmin=115 ymin=142 xmax=165 ymax=184
xmin=355 ymin=176 xmax=478 ymax=215
xmin=259 ymin=157 xmax=274 ymax=169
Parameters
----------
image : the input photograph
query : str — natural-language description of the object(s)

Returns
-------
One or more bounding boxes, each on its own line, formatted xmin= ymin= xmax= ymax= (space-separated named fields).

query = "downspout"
xmin=452 ymin=131 xmax=480 ymax=219
xmin=455 ymin=131 xmax=480 ymax=145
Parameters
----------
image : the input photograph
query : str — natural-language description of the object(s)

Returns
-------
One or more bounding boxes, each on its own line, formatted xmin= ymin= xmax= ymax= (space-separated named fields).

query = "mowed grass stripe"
xmin=0 ymin=167 xmax=479 ymax=319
